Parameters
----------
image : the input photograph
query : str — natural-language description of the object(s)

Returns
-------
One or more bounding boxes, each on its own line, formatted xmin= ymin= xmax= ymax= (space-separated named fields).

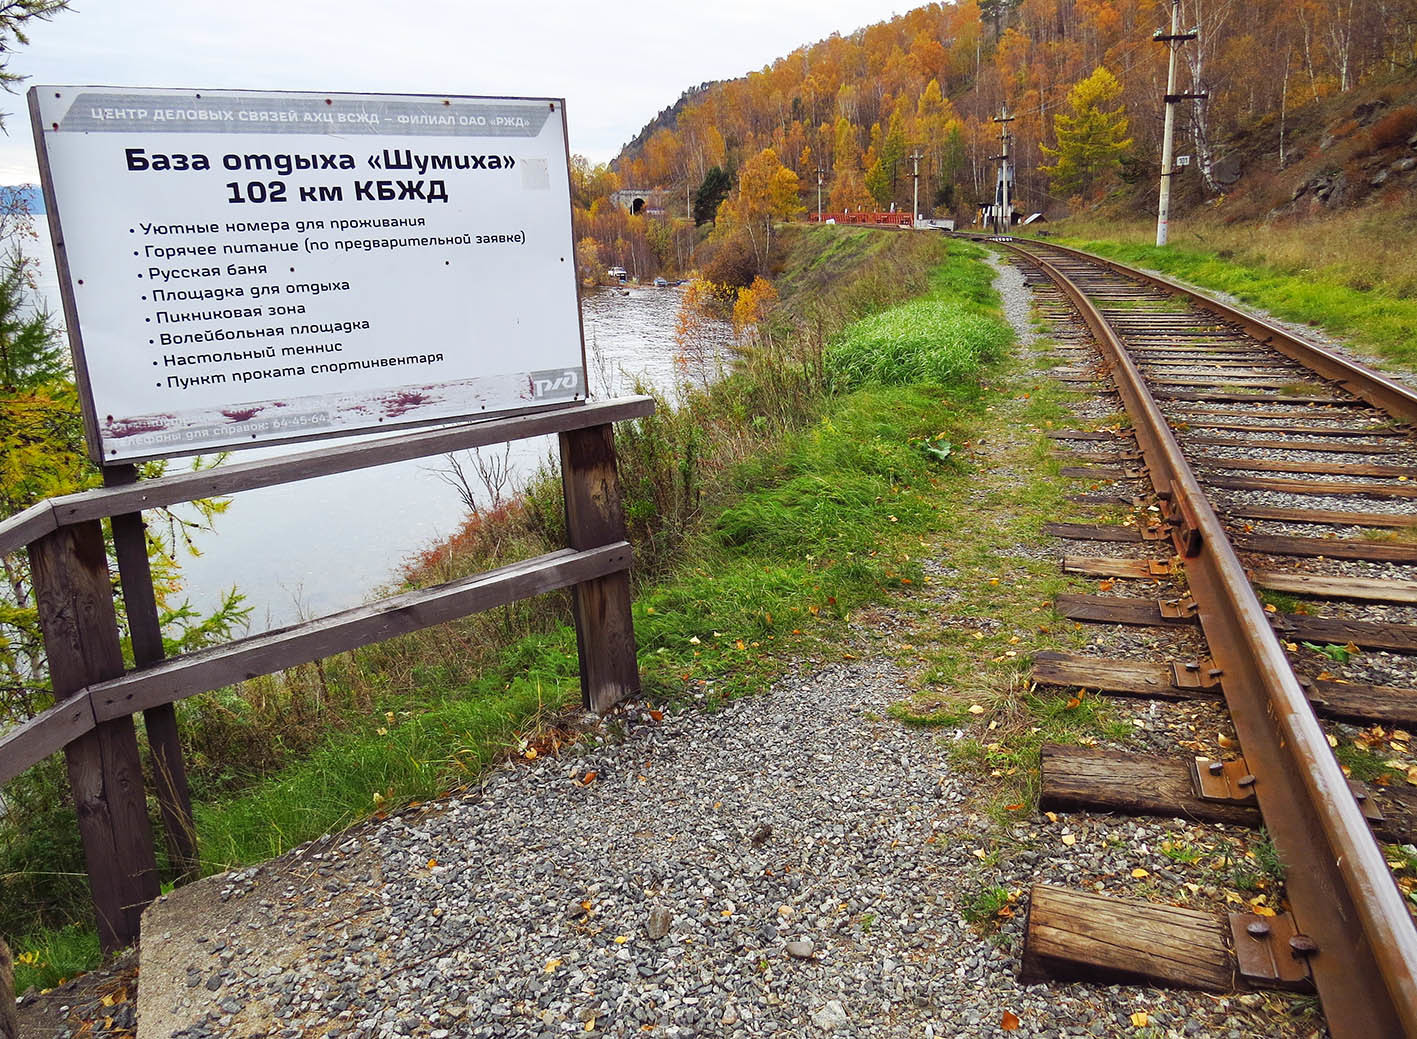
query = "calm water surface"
xmin=24 ymin=223 xmax=723 ymax=631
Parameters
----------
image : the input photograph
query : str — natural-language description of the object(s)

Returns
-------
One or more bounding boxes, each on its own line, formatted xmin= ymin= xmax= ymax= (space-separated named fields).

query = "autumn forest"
xmin=571 ymin=0 xmax=1417 ymax=284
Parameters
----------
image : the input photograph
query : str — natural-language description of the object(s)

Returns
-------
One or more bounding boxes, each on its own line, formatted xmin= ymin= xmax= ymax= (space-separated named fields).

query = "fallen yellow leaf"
xmin=1130 ymin=1011 xmax=1149 ymax=1028
xmin=1062 ymin=833 xmax=1077 ymax=847
xmin=968 ymin=704 xmax=986 ymax=715
xmin=1131 ymin=868 xmax=1149 ymax=878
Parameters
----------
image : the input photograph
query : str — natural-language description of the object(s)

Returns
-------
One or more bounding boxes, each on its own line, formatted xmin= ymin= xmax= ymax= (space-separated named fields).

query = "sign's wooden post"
xmin=29 ymin=521 xmax=160 ymax=951
xmin=560 ymin=423 xmax=640 ymax=712
xmin=105 ymin=465 xmax=198 ymax=880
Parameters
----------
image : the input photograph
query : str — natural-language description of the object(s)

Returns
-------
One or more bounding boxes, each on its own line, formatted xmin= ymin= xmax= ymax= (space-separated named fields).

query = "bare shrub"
xmin=1369 ymin=106 xmax=1417 ymax=151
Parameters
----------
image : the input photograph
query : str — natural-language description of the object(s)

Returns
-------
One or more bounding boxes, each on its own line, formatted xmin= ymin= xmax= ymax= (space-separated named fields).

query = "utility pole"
xmin=991 ymin=105 xmax=1015 ymax=235
xmin=909 ymin=151 xmax=924 ymax=228
xmin=816 ymin=166 xmax=824 ymax=223
xmin=1154 ymin=0 xmax=1204 ymax=246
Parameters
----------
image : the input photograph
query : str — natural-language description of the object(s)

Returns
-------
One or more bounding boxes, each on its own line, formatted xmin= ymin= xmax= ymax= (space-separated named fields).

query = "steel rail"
xmin=1007 ymin=242 xmax=1417 ymax=1038
xmin=1010 ymin=237 xmax=1417 ymax=424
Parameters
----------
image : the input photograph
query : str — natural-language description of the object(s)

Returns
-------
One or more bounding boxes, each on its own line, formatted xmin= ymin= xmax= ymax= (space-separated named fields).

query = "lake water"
xmin=21 ymin=221 xmax=722 ymax=631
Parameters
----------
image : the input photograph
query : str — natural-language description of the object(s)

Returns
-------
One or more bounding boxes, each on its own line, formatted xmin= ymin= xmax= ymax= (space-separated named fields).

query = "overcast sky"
xmin=0 ymin=0 xmax=913 ymax=182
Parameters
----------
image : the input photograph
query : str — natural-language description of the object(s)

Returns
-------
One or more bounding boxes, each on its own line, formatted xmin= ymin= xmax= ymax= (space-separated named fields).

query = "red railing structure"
xmin=807 ymin=211 xmax=913 ymax=227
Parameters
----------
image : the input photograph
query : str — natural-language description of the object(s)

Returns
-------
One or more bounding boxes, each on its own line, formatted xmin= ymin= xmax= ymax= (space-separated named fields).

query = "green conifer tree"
xmin=1039 ymin=67 xmax=1134 ymax=198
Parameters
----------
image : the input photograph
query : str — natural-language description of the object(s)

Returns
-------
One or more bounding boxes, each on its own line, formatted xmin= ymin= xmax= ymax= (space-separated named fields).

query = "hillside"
xmin=609 ymin=0 xmax=1417 ymax=227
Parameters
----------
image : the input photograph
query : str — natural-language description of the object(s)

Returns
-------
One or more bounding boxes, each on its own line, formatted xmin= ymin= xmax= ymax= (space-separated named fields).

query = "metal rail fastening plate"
xmin=1191 ymin=756 xmax=1257 ymax=803
xmin=1230 ymin=912 xmax=1315 ymax=989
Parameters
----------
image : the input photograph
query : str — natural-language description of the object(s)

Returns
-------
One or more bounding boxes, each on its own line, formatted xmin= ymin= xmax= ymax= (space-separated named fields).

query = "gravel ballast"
xmin=139 ymin=659 xmax=1311 ymax=1039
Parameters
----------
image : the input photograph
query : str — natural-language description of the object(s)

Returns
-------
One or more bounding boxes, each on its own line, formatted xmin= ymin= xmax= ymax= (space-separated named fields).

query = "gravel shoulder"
xmin=132 ymin=654 xmax=1310 ymax=1039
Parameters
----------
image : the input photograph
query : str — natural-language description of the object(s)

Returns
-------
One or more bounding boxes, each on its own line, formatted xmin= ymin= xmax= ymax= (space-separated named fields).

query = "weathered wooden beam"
xmin=30 ymin=521 xmax=159 ymax=952
xmin=88 ymin=543 xmax=631 ymax=723
xmin=0 ymin=936 xmax=14 ymax=1039
xmin=560 ymin=424 xmax=640 ymax=713
xmin=105 ymin=463 xmax=198 ymax=879
xmin=1039 ymin=743 xmax=1416 ymax=843
xmin=0 ymin=695 xmax=96 ymax=787
xmin=1055 ymin=593 xmax=1417 ymax=651
xmin=1196 ymin=456 xmax=1417 ymax=478
xmin=1223 ymin=503 xmax=1417 ymax=528
xmin=1231 ymin=531 xmax=1417 ymax=564
xmin=1173 ymin=420 xmax=1398 ymax=437
xmin=1039 ymin=744 xmax=1259 ymax=827
xmin=34 ymin=398 xmax=656 ymax=531
xmin=1151 ymin=377 xmax=1326 ymax=390
xmin=1155 ymin=389 xmax=1352 ymax=406
xmin=1061 ymin=466 xmax=1132 ymax=481
xmin=1062 ymin=556 xmax=1171 ymax=579
xmin=1184 ymin=434 xmax=1404 ymax=454
xmin=1047 ymin=430 xmax=1130 ymax=442
xmin=1032 ymin=650 xmax=1417 ymax=726
xmin=1020 ymin=885 xmax=1239 ymax=991
xmin=1041 ymin=522 xmax=1144 ymax=543
xmin=1274 ymin=613 xmax=1417 ymax=653
xmin=1251 ymin=569 xmax=1417 ymax=605
xmin=1054 ymin=594 xmax=1199 ymax=628
xmin=1206 ymin=474 xmax=1417 ymax=499
xmin=1031 ymin=651 xmax=1214 ymax=702
xmin=1306 ymin=677 xmax=1417 ymax=728
xmin=0 ymin=499 xmax=58 ymax=560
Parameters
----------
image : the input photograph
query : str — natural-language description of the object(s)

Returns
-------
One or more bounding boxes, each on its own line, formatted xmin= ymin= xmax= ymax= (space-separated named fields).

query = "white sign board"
xmin=30 ymin=86 xmax=586 ymax=463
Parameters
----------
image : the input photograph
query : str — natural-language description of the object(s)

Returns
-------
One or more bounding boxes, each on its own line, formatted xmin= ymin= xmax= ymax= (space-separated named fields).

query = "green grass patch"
xmin=1335 ymin=741 xmax=1389 ymax=783
xmin=10 ymin=923 xmax=98 ymax=992
xmin=827 ymin=242 xmax=1012 ymax=388
xmin=884 ymin=317 xmax=1142 ymax=819
xmin=195 ymin=665 xmax=579 ymax=869
xmin=961 ymin=883 xmax=1014 ymax=929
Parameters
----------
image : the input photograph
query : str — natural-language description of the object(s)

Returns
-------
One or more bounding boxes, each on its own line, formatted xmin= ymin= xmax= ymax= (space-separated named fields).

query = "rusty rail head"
xmin=1012 ymin=243 xmax=1417 ymax=1038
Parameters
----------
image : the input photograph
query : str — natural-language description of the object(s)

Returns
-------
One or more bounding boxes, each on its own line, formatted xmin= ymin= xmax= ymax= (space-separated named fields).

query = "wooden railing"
xmin=0 ymin=396 xmax=653 ymax=951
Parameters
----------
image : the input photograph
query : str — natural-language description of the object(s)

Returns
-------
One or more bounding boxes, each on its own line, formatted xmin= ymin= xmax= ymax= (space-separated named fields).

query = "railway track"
xmin=982 ymin=236 xmax=1417 ymax=1037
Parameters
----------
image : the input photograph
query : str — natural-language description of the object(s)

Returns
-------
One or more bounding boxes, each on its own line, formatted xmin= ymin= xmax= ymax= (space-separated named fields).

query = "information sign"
xmin=29 ymin=86 xmax=586 ymax=463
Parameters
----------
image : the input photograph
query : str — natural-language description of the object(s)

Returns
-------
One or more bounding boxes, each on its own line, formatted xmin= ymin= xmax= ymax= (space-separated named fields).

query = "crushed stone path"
xmin=140 ymin=659 xmax=1298 ymax=1039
